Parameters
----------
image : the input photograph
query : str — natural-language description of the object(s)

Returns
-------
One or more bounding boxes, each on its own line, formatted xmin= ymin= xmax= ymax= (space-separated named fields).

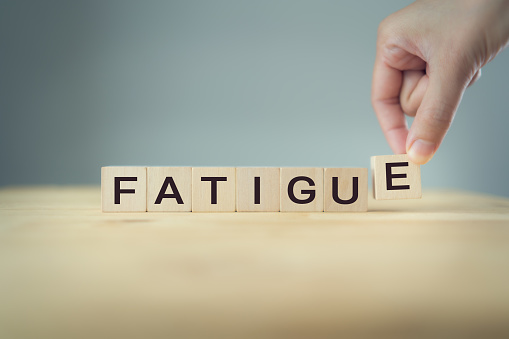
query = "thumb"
xmin=406 ymin=61 xmax=470 ymax=164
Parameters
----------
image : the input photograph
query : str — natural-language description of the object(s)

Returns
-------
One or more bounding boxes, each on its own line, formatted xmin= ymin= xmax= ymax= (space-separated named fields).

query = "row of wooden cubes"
xmin=102 ymin=155 xmax=421 ymax=212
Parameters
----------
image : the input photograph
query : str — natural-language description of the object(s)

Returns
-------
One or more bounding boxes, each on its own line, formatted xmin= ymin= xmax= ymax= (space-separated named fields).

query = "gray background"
xmin=1 ymin=0 xmax=508 ymax=196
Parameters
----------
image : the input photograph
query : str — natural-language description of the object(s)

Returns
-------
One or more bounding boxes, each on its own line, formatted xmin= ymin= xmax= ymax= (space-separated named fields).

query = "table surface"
xmin=1 ymin=186 xmax=509 ymax=338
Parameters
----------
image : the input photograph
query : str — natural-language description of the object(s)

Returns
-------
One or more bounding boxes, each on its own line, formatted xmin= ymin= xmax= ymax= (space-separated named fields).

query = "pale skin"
xmin=372 ymin=0 xmax=509 ymax=164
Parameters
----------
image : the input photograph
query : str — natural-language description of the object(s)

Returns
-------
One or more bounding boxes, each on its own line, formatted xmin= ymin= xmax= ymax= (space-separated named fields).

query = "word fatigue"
xmin=101 ymin=155 xmax=421 ymax=212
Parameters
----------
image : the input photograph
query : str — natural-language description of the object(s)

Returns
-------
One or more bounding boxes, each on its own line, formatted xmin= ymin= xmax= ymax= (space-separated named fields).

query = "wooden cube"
xmin=324 ymin=168 xmax=368 ymax=212
xmin=101 ymin=167 xmax=147 ymax=212
xmin=147 ymin=167 xmax=191 ymax=212
xmin=371 ymin=155 xmax=421 ymax=200
xmin=192 ymin=168 xmax=236 ymax=212
xmin=280 ymin=168 xmax=323 ymax=212
xmin=236 ymin=168 xmax=280 ymax=212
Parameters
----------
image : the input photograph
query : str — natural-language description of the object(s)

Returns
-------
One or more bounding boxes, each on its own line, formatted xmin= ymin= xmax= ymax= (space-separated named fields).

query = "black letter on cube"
xmin=114 ymin=177 xmax=137 ymax=204
xmin=201 ymin=177 xmax=227 ymax=204
xmin=332 ymin=177 xmax=358 ymax=204
xmin=386 ymin=162 xmax=410 ymax=190
xmin=155 ymin=177 xmax=184 ymax=204
xmin=288 ymin=176 xmax=315 ymax=204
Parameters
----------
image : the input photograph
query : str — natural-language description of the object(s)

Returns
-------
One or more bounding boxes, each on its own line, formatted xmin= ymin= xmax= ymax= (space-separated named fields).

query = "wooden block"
xmin=101 ymin=167 xmax=147 ymax=212
xmin=371 ymin=154 xmax=422 ymax=200
xmin=236 ymin=168 xmax=280 ymax=212
xmin=324 ymin=168 xmax=368 ymax=212
xmin=280 ymin=168 xmax=323 ymax=212
xmin=192 ymin=168 xmax=236 ymax=212
xmin=147 ymin=167 xmax=191 ymax=212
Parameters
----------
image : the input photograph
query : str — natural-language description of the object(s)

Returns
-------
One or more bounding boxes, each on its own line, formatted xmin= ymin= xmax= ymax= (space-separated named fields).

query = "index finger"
xmin=371 ymin=49 xmax=408 ymax=154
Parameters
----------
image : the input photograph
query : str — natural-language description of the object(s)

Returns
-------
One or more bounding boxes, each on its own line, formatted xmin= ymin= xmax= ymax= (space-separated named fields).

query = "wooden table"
xmin=1 ymin=187 xmax=509 ymax=338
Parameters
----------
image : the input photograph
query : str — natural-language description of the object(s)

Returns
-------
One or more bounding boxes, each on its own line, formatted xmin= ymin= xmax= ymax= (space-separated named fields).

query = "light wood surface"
xmin=1 ymin=186 xmax=509 ymax=339
xmin=371 ymin=154 xmax=422 ymax=200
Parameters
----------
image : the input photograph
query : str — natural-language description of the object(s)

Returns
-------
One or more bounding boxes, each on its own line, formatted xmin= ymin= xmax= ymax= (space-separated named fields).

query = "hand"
xmin=372 ymin=0 xmax=509 ymax=164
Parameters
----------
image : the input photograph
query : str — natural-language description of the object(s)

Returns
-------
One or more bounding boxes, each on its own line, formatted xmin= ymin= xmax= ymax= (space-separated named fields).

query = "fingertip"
xmin=407 ymin=139 xmax=436 ymax=164
xmin=391 ymin=143 xmax=407 ymax=155
xmin=386 ymin=126 xmax=408 ymax=155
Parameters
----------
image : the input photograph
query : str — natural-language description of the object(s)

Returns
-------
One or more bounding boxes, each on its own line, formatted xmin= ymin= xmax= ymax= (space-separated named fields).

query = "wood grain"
xmin=324 ymin=168 xmax=368 ymax=212
xmin=2 ymin=186 xmax=509 ymax=338
xmin=192 ymin=167 xmax=236 ymax=212
xmin=101 ymin=166 xmax=147 ymax=212
xmin=147 ymin=167 xmax=192 ymax=212
xmin=236 ymin=167 xmax=280 ymax=212
xmin=280 ymin=168 xmax=324 ymax=212
xmin=371 ymin=154 xmax=422 ymax=200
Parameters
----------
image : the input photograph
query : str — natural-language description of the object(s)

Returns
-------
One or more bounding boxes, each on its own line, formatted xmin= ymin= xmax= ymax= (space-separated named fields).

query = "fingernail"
xmin=407 ymin=139 xmax=435 ymax=164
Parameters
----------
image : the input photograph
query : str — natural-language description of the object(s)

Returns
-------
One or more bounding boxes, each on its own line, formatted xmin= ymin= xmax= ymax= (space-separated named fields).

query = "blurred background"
xmin=1 ymin=0 xmax=508 ymax=196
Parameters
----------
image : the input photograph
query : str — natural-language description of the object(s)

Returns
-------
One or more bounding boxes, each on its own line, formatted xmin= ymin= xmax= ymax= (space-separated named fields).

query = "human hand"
xmin=372 ymin=0 xmax=509 ymax=164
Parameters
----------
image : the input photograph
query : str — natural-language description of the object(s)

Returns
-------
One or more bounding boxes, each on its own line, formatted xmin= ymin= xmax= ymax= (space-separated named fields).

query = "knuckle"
xmin=377 ymin=15 xmax=395 ymax=40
